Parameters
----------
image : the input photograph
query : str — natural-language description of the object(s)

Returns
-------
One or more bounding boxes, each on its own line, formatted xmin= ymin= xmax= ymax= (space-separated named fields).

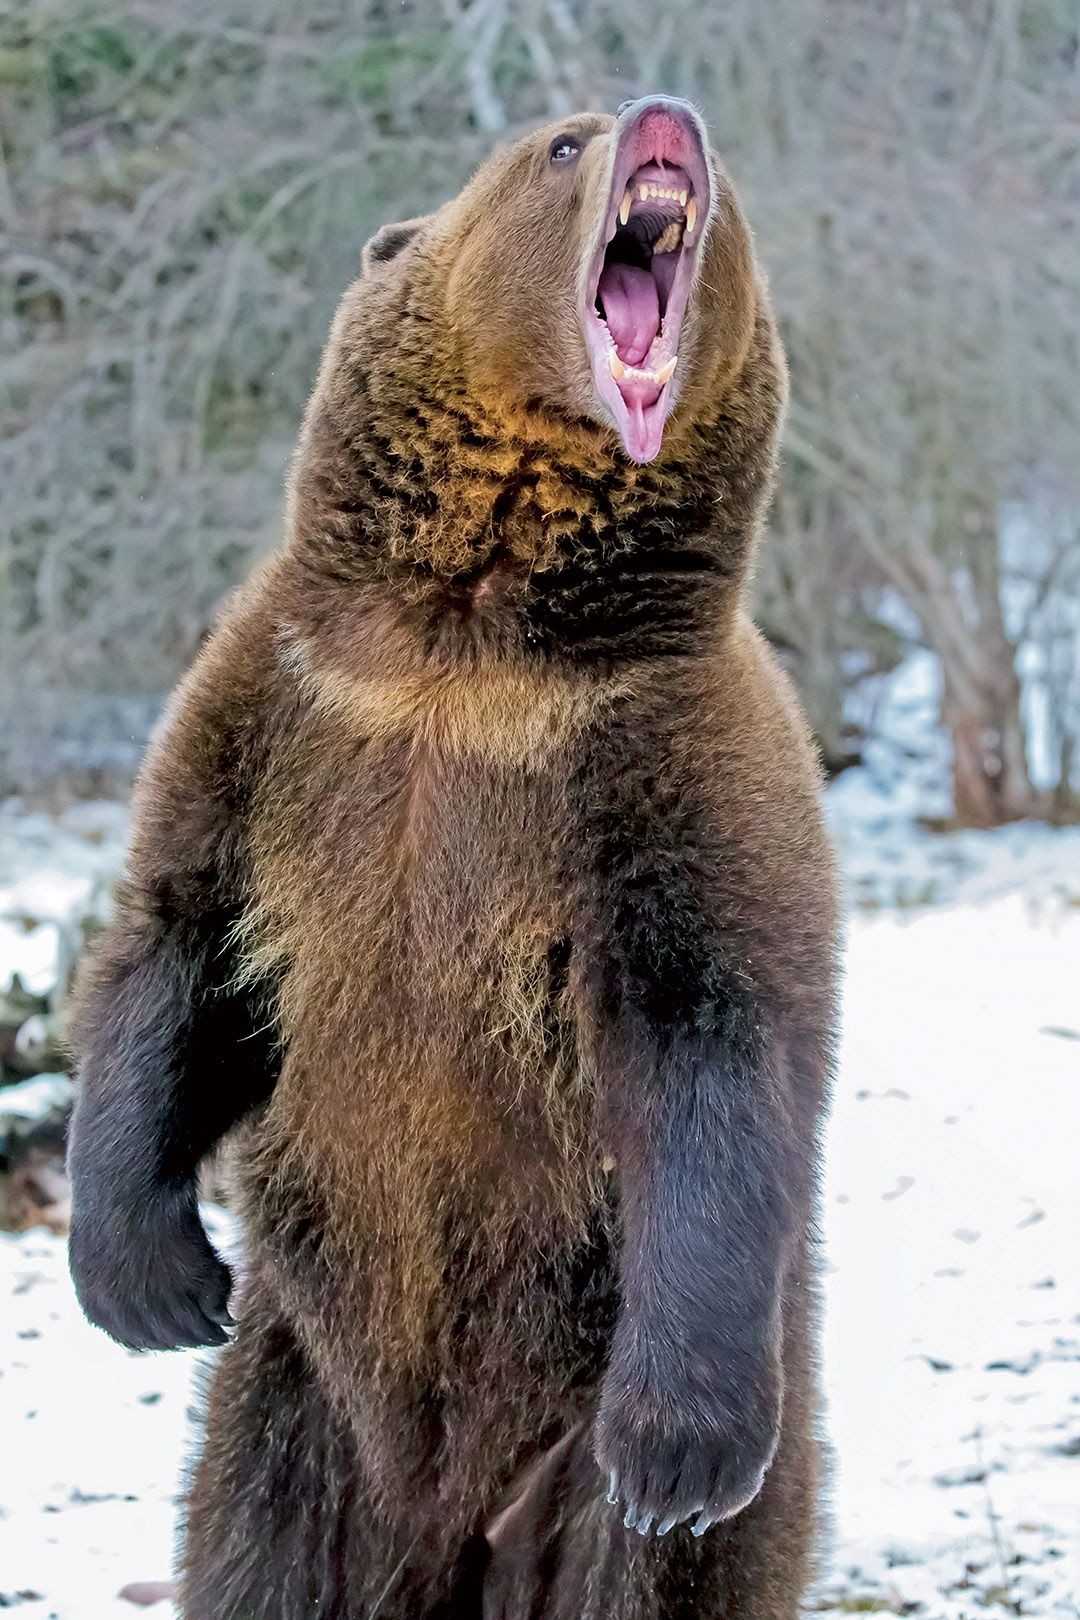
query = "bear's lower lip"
xmin=581 ymin=98 xmax=712 ymax=464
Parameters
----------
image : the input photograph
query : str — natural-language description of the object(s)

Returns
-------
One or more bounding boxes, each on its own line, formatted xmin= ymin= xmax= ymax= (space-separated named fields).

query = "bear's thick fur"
xmin=68 ymin=99 xmax=839 ymax=1619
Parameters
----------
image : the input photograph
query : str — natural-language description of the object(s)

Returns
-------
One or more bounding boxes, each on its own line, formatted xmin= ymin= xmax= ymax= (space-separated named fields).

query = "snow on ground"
xmin=814 ymin=898 xmax=1080 ymax=1617
xmin=0 ymin=801 xmax=128 ymax=999
xmin=0 ymin=1209 xmax=235 ymax=1619
xmin=828 ymin=771 xmax=1080 ymax=915
xmin=1 ymin=794 xmax=1078 ymax=1616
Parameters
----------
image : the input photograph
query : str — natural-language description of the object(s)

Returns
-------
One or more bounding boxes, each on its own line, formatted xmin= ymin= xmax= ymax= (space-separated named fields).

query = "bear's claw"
xmin=600 ymin=1435 xmax=772 ymax=1539
xmin=69 ymin=1186 xmax=235 ymax=1352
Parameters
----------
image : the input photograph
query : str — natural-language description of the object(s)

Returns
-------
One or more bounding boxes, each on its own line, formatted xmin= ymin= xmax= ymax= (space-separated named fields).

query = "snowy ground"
xmin=816 ymin=898 xmax=1080 ymax=1616
xmin=1 ymin=795 xmax=1078 ymax=1616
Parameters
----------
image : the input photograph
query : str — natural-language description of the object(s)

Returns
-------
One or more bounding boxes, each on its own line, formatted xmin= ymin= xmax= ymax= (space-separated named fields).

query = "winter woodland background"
xmin=3 ymin=0 xmax=1080 ymax=819
xmin=1 ymin=2 xmax=1078 ymax=1616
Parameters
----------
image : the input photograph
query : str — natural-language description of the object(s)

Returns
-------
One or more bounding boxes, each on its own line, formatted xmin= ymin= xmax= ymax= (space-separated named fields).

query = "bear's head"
xmin=357 ymin=97 xmax=763 ymax=467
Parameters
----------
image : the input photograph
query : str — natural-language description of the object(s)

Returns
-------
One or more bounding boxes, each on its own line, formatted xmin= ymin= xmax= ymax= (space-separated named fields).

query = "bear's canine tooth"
xmin=619 ymin=189 xmax=632 ymax=225
xmin=656 ymin=355 xmax=678 ymax=384
xmin=685 ymin=197 xmax=698 ymax=237
xmin=609 ymin=352 xmax=626 ymax=381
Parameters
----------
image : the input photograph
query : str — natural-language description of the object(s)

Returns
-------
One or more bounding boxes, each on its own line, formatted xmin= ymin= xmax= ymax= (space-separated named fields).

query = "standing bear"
xmin=68 ymin=97 xmax=839 ymax=1620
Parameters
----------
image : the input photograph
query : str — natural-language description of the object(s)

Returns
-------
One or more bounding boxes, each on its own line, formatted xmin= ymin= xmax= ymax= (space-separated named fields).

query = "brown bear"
xmin=67 ymin=97 xmax=839 ymax=1619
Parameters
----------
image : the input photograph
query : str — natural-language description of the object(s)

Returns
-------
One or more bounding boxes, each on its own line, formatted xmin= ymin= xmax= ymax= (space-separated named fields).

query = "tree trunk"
xmin=885 ymin=515 xmax=1043 ymax=830
xmin=941 ymin=654 xmax=1040 ymax=829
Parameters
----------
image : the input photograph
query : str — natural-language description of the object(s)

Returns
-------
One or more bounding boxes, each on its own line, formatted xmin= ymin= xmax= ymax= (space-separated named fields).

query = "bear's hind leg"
xmin=180 ymin=1307 xmax=392 ymax=1620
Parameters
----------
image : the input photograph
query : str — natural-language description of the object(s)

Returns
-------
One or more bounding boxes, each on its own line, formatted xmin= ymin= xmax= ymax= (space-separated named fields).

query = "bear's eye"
xmin=549 ymin=135 xmax=581 ymax=165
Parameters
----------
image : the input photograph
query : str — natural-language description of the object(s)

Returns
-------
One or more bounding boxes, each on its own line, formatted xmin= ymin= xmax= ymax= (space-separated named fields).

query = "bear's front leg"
xmin=577 ymin=745 xmax=805 ymax=1537
xmin=68 ymin=885 xmax=276 ymax=1350
xmin=592 ymin=1010 xmax=794 ymax=1536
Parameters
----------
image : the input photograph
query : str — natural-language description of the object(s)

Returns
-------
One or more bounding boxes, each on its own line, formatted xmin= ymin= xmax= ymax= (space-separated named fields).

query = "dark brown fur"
xmin=67 ymin=101 xmax=839 ymax=1619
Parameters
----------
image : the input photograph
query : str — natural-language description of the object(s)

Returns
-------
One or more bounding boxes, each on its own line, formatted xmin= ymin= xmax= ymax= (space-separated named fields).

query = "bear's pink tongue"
xmin=597 ymin=262 xmax=660 ymax=368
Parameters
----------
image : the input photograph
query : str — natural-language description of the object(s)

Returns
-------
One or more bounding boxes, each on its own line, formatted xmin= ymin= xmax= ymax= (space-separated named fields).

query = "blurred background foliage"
xmin=2 ymin=0 xmax=1079 ymax=823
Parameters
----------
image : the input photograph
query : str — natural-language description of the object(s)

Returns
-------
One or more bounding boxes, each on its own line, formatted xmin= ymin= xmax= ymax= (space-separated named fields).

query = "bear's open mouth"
xmin=582 ymin=100 xmax=712 ymax=463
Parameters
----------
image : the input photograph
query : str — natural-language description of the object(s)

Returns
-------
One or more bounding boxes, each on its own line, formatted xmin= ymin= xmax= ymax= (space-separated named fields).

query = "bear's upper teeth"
xmin=634 ymin=183 xmax=689 ymax=203
xmin=619 ymin=183 xmax=696 ymax=237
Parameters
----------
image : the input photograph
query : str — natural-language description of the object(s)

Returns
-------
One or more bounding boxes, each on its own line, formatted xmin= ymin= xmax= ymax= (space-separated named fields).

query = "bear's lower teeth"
xmin=608 ymin=351 xmax=678 ymax=386
xmin=653 ymin=221 xmax=684 ymax=255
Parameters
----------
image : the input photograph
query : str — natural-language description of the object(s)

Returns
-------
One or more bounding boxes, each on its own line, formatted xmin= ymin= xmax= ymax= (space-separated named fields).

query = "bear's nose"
xmin=613 ymin=97 xmax=706 ymax=180
xmin=616 ymin=94 xmax=699 ymax=125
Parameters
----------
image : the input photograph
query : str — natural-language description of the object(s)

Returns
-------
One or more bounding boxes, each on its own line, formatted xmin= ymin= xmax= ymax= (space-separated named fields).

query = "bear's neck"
xmin=287 ymin=320 xmax=780 ymax=665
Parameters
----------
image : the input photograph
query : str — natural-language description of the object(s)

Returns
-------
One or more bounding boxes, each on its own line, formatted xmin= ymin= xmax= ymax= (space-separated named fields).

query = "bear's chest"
xmin=246 ymin=710 xmax=579 ymax=1060
xmin=242 ymin=718 xmax=597 ymax=1225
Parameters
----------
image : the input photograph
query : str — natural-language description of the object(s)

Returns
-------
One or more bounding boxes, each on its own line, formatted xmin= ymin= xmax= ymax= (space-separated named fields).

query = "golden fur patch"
xmin=280 ymin=628 xmax=618 ymax=768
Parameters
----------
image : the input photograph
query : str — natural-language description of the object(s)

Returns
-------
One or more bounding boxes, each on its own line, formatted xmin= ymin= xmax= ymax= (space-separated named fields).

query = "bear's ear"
xmin=362 ymin=215 xmax=432 ymax=276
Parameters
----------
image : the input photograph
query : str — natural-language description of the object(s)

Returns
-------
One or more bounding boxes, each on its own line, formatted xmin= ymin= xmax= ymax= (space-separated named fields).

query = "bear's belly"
xmin=236 ymin=727 xmax=604 ymax=1352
